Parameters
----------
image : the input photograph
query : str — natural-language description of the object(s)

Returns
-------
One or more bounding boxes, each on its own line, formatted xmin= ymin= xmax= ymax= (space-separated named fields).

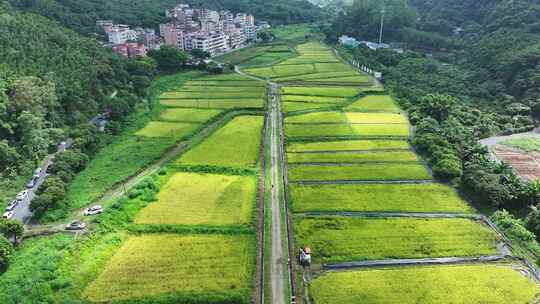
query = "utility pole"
xmin=379 ymin=6 xmax=385 ymax=44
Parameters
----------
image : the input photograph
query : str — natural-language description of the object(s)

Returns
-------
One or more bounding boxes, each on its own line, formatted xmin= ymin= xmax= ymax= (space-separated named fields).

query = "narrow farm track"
xmin=269 ymin=83 xmax=287 ymax=304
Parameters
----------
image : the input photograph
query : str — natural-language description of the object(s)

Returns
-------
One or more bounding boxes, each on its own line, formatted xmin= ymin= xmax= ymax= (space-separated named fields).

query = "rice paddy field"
xmin=294 ymin=217 xmax=498 ymax=263
xmin=83 ymin=234 xmax=254 ymax=302
xmin=289 ymin=183 xmax=473 ymax=213
xmin=286 ymin=150 xmax=418 ymax=164
xmin=286 ymin=139 xmax=410 ymax=152
xmin=309 ymin=264 xmax=540 ymax=304
xmin=285 ymin=123 xmax=411 ymax=138
xmin=288 ymin=163 xmax=431 ymax=181
xmin=346 ymin=95 xmax=401 ymax=113
xmin=176 ymin=115 xmax=264 ymax=169
xmin=243 ymin=42 xmax=372 ymax=85
xmin=215 ymin=44 xmax=293 ymax=67
xmin=135 ymin=172 xmax=257 ymax=226
xmin=159 ymin=73 xmax=266 ymax=109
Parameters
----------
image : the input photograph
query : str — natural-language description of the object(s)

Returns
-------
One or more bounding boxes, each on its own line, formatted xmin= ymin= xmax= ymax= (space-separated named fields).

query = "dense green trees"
xmin=0 ymin=236 xmax=13 ymax=272
xmin=326 ymin=0 xmax=416 ymax=42
xmin=149 ymin=46 xmax=188 ymax=72
xmin=10 ymin=0 xmax=325 ymax=35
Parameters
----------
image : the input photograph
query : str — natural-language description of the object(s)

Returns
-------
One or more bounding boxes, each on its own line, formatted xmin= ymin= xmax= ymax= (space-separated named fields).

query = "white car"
xmin=34 ymin=168 xmax=42 ymax=176
xmin=2 ymin=211 xmax=14 ymax=219
xmin=26 ymin=175 xmax=39 ymax=188
xmin=16 ymin=190 xmax=28 ymax=201
xmin=66 ymin=220 xmax=86 ymax=230
xmin=5 ymin=200 xmax=18 ymax=212
xmin=84 ymin=205 xmax=103 ymax=216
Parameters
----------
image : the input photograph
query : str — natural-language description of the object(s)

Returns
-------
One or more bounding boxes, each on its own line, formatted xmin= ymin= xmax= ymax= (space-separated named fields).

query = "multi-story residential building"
xmin=107 ymin=25 xmax=138 ymax=44
xmin=185 ymin=32 xmax=227 ymax=56
xmin=159 ymin=3 xmax=258 ymax=57
xmin=111 ymin=43 xmax=147 ymax=58
xmin=235 ymin=13 xmax=247 ymax=25
xmin=160 ymin=23 xmax=185 ymax=50
xmin=246 ymin=15 xmax=255 ymax=26
xmin=228 ymin=27 xmax=246 ymax=49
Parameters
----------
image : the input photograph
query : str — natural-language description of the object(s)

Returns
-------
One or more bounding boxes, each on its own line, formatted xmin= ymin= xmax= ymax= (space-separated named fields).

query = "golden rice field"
xmin=135 ymin=172 xmax=256 ymax=226
xmin=83 ymin=234 xmax=254 ymax=302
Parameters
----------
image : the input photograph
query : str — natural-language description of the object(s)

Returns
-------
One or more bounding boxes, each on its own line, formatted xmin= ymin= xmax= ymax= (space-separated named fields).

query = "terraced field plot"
xmin=286 ymin=150 xmax=418 ymax=164
xmin=83 ymin=234 xmax=254 ymax=302
xmin=135 ymin=172 xmax=256 ymax=226
xmin=285 ymin=123 xmax=410 ymax=138
xmin=244 ymin=42 xmax=371 ymax=85
xmin=287 ymin=139 xmax=410 ymax=152
xmin=161 ymin=99 xmax=264 ymax=109
xmin=158 ymin=108 xmax=223 ymax=123
xmin=176 ymin=115 xmax=264 ymax=169
xmin=160 ymin=74 xmax=266 ymax=109
xmin=215 ymin=44 xmax=292 ymax=67
xmin=286 ymin=112 xmax=408 ymax=124
xmin=282 ymin=86 xmax=360 ymax=97
xmin=282 ymin=102 xmax=338 ymax=113
xmin=281 ymin=95 xmax=347 ymax=104
xmin=294 ymin=217 xmax=498 ymax=263
xmin=288 ymin=163 xmax=431 ymax=181
xmin=346 ymin=95 xmax=401 ymax=112
xmin=134 ymin=121 xmax=200 ymax=138
xmin=289 ymin=183 xmax=473 ymax=213
xmin=310 ymin=264 xmax=540 ymax=304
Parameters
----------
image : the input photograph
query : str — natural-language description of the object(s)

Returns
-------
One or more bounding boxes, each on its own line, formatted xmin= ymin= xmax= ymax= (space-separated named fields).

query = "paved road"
xmin=11 ymin=139 xmax=73 ymax=224
xmin=480 ymin=127 xmax=540 ymax=147
xmin=269 ymin=83 xmax=287 ymax=304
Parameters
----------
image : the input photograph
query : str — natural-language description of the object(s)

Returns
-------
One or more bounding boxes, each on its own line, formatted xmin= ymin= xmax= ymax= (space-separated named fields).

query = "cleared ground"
xmin=310 ymin=264 xmax=540 ymax=304
xmin=294 ymin=217 xmax=499 ymax=263
xmin=289 ymin=183 xmax=473 ymax=213
xmin=135 ymin=172 xmax=257 ymax=226
xmin=176 ymin=115 xmax=264 ymax=169
xmin=288 ymin=163 xmax=431 ymax=181
xmin=83 ymin=234 xmax=253 ymax=302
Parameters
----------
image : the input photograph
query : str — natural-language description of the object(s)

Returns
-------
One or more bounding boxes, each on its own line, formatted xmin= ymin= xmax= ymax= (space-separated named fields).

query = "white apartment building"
xmin=107 ymin=26 xmax=138 ymax=44
xmin=243 ymin=24 xmax=257 ymax=40
xmin=228 ymin=27 xmax=246 ymax=49
xmin=185 ymin=32 xmax=228 ymax=56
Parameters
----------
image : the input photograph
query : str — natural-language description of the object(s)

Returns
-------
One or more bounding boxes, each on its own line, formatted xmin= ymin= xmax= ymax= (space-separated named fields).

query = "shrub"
xmin=0 ymin=235 xmax=14 ymax=272
xmin=432 ymin=157 xmax=462 ymax=179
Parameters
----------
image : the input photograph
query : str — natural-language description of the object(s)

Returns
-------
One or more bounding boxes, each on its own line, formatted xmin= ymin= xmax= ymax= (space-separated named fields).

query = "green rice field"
xmin=135 ymin=172 xmax=256 ymax=226
xmin=83 ymin=234 xmax=253 ymax=302
xmin=286 ymin=151 xmax=418 ymax=163
xmin=346 ymin=95 xmax=401 ymax=112
xmin=282 ymin=102 xmax=337 ymax=113
xmin=289 ymin=183 xmax=473 ymax=213
xmin=282 ymin=86 xmax=359 ymax=97
xmin=286 ymin=140 xmax=410 ymax=152
xmin=309 ymin=264 xmax=540 ymax=304
xmin=161 ymin=99 xmax=264 ymax=109
xmin=500 ymin=137 xmax=540 ymax=152
xmin=345 ymin=112 xmax=408 ymax=124
xmin=176 ymin=115 xmax=264 ymax=169
xmin=285 ymin=123 xmax=410 ymax=138
xmin=294 ymin=217 xmax=498 ymax=263
xmin=288 ymin=163 xmax=431 ymax=181
xmin=134 ymin=121 xmax=200 ymax=138
xmin=158 ymin=108 xmax=223 ymax=123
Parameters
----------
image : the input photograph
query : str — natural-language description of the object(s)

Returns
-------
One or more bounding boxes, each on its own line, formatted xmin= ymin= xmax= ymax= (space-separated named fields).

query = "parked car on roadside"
xmin=34 ymin=168 xmax=42 ymax=176
xmin=5 ymin=200 xmax=18 ymax=212
xmin=16 ymin=190 xmax=28 ymax=201
xmin=26 ymin=175 xmax=39 ymax=188
xmin=65 ymin=220 xmax=86 ymax=230
xmin=2 ymin=211 xmax=14 ymax=220
xmin=46 ymin=163 xmax=54 ymax=174
xmin=83 ymin=205 xmax=103 ymax=216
